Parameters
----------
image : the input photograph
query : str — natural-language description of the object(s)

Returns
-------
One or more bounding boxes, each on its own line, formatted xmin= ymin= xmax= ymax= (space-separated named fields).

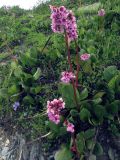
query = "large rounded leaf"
xmin=55 ymin=146 xmax=72 ymax=160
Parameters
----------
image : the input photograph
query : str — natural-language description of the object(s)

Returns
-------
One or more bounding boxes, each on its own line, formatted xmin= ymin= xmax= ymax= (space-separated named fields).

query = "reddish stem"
xmin=65 ymin=33 xmax=78 ymax=107
xmin=75 ymin=40 xmax=80 ymax=88
xmin=71 ymin=134 xmax=80 ymax=158
xmin=65 ymin=33 xmax=73 ymax=72
xmin=64 ymin=34 xmax=80 ymax=158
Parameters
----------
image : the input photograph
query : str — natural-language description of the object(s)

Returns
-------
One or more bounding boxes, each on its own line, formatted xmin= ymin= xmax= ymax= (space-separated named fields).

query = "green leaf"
xmin=84 ymin=129 xmax=95 ymax=139
xmin=59 ymin=127 xmax=66 ymax=136
xmin=87 ymin=46 xmax=96 ymax=54
xmin=30 ymin=47 xmax=38 ymax=59
xmin=0 ymin=105 xmax=2 ymax=112
xmin=80 ymin=155 xmax=85 ymax=160
xmin=80 ymin=49 xmax=86 ymax=54
xmin=82 ymin=60 xmax=92 ymax=73
xmin=33 ymin=68 xmax=41 ymax=80
xmin=108 ymin=148 xmax=114 ymax=160
xmin=23 ymin=95 xmax=35 ymax=105
xmin=86 ymin=140 xmax=95 ymax=150
xmin=80 ymin=108 xmax=91 ymax=121
xmin=20 ymin=52 xmax=37 ymax=67
xmin=8 ymin=85 xmax=20 ymax=95
xmin=108 ymin=74 xmax=119 ymax=90
xmin=94 ymin=92 xmax=105 ymax=99
xmin=20 ymin=54 xmax=28 ymax=66
xmin=80 ymin=28 xmax=85 ymax=35
xmin=76 ymin=133 xmax=85 ymax=153
xmin=0 ymin=52 xmax=11 ymax=61
xmin=11 ymin=61 xmax=18 ymax=69
xmin=79 ymin=88 xmax=88 ymax=101
xmin=94 ymin=105 xmax=105 ymax=119
xmin=30 ymin=86 xmax=41 ymax=94
xmin=14 ymin=66 xmax=23 ymax=78
xmin=55 ymin=146 xmax=72 ymax=160
xmin=0 ymin=88 xmax=8 ymax=98
xmin=68 ymin=117 xmax=74 ymax=123
xmin=70 ymin=109 xmax=79 ymax=117
xmin=47 ymin=121 xmax=60 ymax=133
xmin=107 ymin=101 xmax=119 ymax=114
xmin=59 ymin=83 xmax=79 ymax=108
xmin=93 ymin=142 xmax=103 ymax=156
xmin=23 ymin=73 xmax=33 ymax=83
xmin=91 ymin=54 xmax=97 ymax=63
xmin=89 ymin=118 xmax=101 ymax=126
xmin=92 ymin=98 xmax=102 ymax=105
xmin=103 ymin=66 xmax=119 ymax=82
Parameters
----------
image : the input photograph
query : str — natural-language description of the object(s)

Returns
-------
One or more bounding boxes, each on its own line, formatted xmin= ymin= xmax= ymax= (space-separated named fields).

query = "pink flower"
xmin=47 ymin=98 xmax=65 ymax=124
xmin=64 ymin=121 xmax=75 ymax=133
xmin=98 ymin=9 xmax=105 ymax=17
xmin=50 ymin=5 xmax=78 ymax=41
xmin=50 ymin=5 xmax=68 ymax=33
xmin=66 ymin=11 xmax=78 ymax=41
xmin=61 ymin=71 xmax=76 ymax=83
xmin=48 ymin=113 xmax=60 ymax=124
xmin=80 ymin=53 xmax=90 ymax=61
xmin=67 ymin=122 xmax=75 ymax=133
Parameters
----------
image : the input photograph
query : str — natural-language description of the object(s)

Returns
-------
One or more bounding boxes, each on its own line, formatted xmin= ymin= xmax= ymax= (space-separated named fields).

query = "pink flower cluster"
xmin=64 ymin=120 xmax=75 ymax=133
xmin=61 ymin=71 xmax=76 ymax=83
xmin=80 ymin=53 xmax=90 ymax=61
xmin=50 ymin=5 xmax=78 ymax=41
xmin=66 ymin=11 xmax=78 ymax=41
xmin=98 ymin=9 xmax=105 ymax=17
xmin=47 ymin=98 xmax=65 ymax=124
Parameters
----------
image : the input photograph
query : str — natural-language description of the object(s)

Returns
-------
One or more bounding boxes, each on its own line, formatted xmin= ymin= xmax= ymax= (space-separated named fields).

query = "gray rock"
xmin=0 ymin=128 xmax=45 ymax=160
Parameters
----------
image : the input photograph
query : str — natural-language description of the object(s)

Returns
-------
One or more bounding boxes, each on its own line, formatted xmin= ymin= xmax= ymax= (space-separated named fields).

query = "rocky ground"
xmin=0 ymin=127 xmax=45 ymax=160
xmin=0 ymin=125 xmax=120 ymax=160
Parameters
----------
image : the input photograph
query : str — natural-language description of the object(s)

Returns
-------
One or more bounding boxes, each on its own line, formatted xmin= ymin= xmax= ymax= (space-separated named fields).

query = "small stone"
xmin=5 ymin=139 xmax=10 ymax=147
xmin=48 ymin=155 xmax=54 ymax=160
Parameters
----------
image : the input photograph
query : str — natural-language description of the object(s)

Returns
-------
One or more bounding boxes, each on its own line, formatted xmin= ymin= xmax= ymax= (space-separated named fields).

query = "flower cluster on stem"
xmin=80 ymin=53 xmax=90 ymax=61
xmin=47 ymin=98 xmax=65 ymax=124
xmin=64 ymin=120 xmax=75 ymax=133
xmin=61 ymin=71 xmax=76 ymax=83
xmin=98 ymin=9 xmax=105 ymax=17
xmin=50 ymin=5 xmax=78 ymax=41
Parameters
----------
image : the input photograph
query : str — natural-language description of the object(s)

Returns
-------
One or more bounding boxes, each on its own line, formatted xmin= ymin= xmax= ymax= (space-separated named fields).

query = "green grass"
xmin=77 ymin=2 xmax=101 ymax=14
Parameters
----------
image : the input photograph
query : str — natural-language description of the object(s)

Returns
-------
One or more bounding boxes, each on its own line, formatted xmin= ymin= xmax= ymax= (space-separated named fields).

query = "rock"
xmin=48 ymin=155 xmax=54 ymax=160
xmin=0 ymin=128 xmax=45 ymax=160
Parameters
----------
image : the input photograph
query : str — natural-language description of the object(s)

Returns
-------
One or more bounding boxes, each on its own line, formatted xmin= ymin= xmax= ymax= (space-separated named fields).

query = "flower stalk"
xmin=71 ymin=134 xmax=80 ymax=158
xmin=75 ymin=40 xmax=80 ymax=88
xmin=65 ymin=32 xmax=78 ymax=107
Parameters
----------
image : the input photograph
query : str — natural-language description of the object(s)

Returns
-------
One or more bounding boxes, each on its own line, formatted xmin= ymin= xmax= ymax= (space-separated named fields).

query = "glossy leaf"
xmin=76 ymin=133 xmax=85 ymax=153
xmin=94 ymin=92 xmax=105 ymax=99
xmin=103 ymin=66 xmax=119 ymax=82
xmin=70 ymin=109 xmax=79 ymax=117
xmin=84 ymin=129 xmax=95 ymax=139
xmin=80 ymin=108 xmax=91 ymax=121
xmin=93 ymin=142 xmax=103 ymax=156
xmin=33 ymin=68 xmax=41 ymax=80
xmin=55 ymin=146 xmax=72 ymax=160
xmin=59 ymin=83 xmax=79 ymax=108
xmin=79 ymin=88 xmax=88 ymax=101
xmin=86 ymin=140 xmax=95 ymax=150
